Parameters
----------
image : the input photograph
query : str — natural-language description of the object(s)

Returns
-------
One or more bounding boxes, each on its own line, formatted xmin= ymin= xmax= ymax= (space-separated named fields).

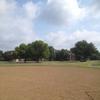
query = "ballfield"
xmin=0 ymin=61 xmax=100 ymax=100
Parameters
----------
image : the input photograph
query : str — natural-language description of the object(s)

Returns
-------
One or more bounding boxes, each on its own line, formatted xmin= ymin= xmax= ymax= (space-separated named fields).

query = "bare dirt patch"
xmin=0 ymin=66 xmax=100 ymax=100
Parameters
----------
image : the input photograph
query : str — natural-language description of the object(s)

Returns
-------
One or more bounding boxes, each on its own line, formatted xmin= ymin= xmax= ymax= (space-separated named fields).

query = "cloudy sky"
xmin=0 ymin=0 xmax=100 ymax=51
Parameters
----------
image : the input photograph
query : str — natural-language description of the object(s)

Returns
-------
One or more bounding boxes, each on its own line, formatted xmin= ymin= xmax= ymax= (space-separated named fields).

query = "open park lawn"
xmin=0 ymin=63 xmax=100 ymax=100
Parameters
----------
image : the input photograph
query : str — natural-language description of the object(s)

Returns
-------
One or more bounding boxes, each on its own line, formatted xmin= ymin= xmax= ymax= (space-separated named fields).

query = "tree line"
xmin=0 ymin=40 xmax=100 ymax=62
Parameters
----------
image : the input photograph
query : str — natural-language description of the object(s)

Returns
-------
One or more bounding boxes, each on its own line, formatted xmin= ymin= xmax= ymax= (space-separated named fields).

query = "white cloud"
xmin=45 ymin=31 xmax=68 ymax=48
xmin=0 ymin=0 xmax=39 ymax=51
xmin=86 ymin=0 xmax=100 ymax=18
xmin=40 ymin=0 xmax=86 ymax=25
xmin=0 ymin=0 xmax=16 ymax=14
xmin=23 ymin=1 xmax=38 ymax=19
xmin=72 ymin=30 xmax=100 ymax=44
xmin=0 ymin=0 xmax=100 ymax=51
xmin=92 ymin=0 xmax=100 ymax=11
xmin=45 ymin=30 xmax=100 ymax=50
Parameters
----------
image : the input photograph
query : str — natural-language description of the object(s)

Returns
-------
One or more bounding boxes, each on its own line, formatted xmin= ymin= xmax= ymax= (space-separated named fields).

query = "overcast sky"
xmin=0 ymin=0 xmax=100 ymax=51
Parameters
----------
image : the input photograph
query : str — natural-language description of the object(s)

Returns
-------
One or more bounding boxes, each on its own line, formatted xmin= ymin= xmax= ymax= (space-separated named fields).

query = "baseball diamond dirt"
xmin=0 ymin=65 xmax=100 ymax=100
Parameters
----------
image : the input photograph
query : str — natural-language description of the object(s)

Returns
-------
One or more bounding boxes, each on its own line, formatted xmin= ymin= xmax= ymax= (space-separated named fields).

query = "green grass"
xmin=0 ymin=60 xmax=100 ymax=68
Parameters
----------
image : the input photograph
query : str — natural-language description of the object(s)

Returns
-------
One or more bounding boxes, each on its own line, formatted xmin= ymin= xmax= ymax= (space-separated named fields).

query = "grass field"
xmin=0 ymin=60 xmax=100 ymax=68
xmin=0 ymin=61 xmax=100 ymax=100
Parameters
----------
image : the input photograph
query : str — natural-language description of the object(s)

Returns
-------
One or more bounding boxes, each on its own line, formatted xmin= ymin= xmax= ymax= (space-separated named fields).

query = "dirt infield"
xmin=0 ymin=66 xmax=100 ymax=100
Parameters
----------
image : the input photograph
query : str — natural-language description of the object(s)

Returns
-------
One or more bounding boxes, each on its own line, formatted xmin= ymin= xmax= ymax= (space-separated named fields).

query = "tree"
xmin=48 ymin=46 xmax=55 ymax=61
xmin=55 ymin=49 xmax=70 ymax=61
xmin=3 ymin=51 xmax=14 ymax=61
xmin=71 ymin=40 xmax=99 ymax=61
xmin=59 ymin=49 xmax=70 ymax=61
xmin=0 ymin=50 xmax=4 ymax=61
xmin=15 ymin=43 xmax=28 ymax=62
xmin=29 ymin=40 xmax=50 ymax=62
xmin=55 ymin=50 xmax=61 ymax=61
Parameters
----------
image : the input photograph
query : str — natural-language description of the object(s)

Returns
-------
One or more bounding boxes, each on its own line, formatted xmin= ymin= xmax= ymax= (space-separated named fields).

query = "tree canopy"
xmin=28 ymin=40 xmax=50 ymax=62
xmin=71 ymin=40 xmax=100 ymax=61
xmin=48 ymin=46 xmax=55 ymax=61
xmin=0 ymin=40 xmax=100 ymax=62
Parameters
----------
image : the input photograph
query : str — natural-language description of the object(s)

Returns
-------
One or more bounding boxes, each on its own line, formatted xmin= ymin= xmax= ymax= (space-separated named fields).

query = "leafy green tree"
xmin=59 ymin=49 xmax=70 ymax=61
xmin=4 ymin=51 xmax=14 ymax=61
xmin=71 ymin=40 xmax=99 ymax=61
xmin=54 ymin=50 xmax=60 ymax=61
xmin=0 ymin=50 xmax=4 ymax=61
xmin=15 ymin=43 xmax=28 ymax=62
xmin=55 ymin=49 xmax=70 ymax=61
xmin=29 ymin=40 xmax=50 ymax=62
xmin=48 ymin=46 xmax=55 ymax=61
